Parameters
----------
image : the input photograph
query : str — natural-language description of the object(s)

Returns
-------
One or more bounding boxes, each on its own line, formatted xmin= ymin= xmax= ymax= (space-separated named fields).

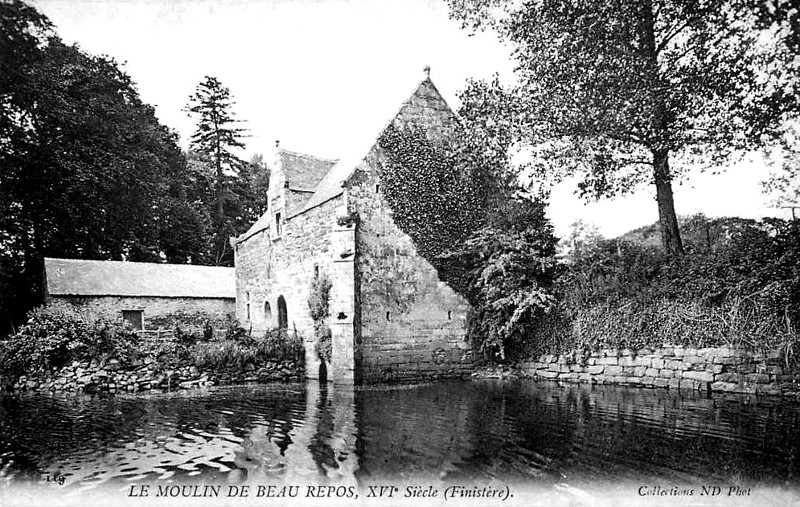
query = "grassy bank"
xmin=512 ymin=218 xmax=800 ymax=361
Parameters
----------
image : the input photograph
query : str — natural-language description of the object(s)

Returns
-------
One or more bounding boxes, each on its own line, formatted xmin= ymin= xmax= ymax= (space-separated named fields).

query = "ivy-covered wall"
xmin=233 ymin=77 xmax=475 ymax=383
xmin=347 ymin=79 xmax=475 ymax=382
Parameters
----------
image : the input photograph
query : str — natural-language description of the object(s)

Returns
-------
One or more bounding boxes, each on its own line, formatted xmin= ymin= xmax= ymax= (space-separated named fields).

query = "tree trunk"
xmin=653 ymin=149 xmax=683 ymax=254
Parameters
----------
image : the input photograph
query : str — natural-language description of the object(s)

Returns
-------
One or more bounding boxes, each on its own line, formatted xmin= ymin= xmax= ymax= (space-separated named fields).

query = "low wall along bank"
xmin=516 ymin=345 xmax=799 ymax=396
xmin=11 ymin=357 xmax=303 ymax=394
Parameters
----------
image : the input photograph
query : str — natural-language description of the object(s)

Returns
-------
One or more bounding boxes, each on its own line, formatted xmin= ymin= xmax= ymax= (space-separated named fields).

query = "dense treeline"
xmin=0 ymin=1 xmax=267 ymax=337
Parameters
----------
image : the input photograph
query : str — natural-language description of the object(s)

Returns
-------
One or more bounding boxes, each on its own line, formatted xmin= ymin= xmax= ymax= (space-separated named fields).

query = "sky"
xmin=31 ymin=0 xmax=794 ymax=238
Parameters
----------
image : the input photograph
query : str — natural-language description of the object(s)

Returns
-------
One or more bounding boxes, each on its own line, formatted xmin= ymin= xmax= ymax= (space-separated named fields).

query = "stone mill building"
xmin=232 ymin=72 xmax=474 ymax=383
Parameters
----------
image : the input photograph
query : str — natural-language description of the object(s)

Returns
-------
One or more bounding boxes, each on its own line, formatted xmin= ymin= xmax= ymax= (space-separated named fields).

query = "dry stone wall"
xmin=12 ymin=356 xmax=303 ymax=394
xmin=517 ymin=345 xmax=799 ymax=396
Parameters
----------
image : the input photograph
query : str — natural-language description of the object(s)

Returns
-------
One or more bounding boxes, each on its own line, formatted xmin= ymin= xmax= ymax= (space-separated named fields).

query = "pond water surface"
xmin=1 ymin=380 xmax=800 ymax=506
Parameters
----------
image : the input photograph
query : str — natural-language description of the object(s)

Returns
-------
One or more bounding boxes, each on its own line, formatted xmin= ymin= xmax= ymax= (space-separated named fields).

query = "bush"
xmin=258 ymin=328 xmax=305 ymax=362
xmin=190 ymin=327 xmax=304 ymax=370
xmin=526 ymin=218 xmax=800 ymax=359
xmin=314 ymin=326 xmax=332 ymax=363
xmin=0 ymin=302 xmax=138 ymax=378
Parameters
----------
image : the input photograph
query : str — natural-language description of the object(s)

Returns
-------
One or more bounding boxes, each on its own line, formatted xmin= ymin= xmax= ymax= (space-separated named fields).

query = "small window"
xmin=447 ymin=310 xmax=452 ymax=320
xmin=122 ymin=310 xmax=143 ymax=331
xmin=246 ymin=292 xmax=251 ymax=320
xmin=264 ymin=301 xmax=272 ymax=322
xmin=275 ymin=212 xmax=282 ymax=237
xmin=314 ymin=264 xmax=319 ymax=279
xmin=376 ymin=184 xmax=380 ymax=193
xmin=386 ymin=311 xmax=391 ymax=322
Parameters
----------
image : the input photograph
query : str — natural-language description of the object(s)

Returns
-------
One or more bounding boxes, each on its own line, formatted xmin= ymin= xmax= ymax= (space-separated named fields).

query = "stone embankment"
xmin=513 ymin=346 xmax=799 ymax=396
xmin=11 ymin=357 xmax=303 ymax=393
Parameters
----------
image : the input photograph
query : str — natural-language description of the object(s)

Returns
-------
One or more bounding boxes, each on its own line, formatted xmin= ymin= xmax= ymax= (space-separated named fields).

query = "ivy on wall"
xmin=307 ymin=272 xmax=332 ymax=363
xmin=378 ymin=123 xmax=559 ymax=360
xmin=377 ymin=124 xmax=486 ymax=297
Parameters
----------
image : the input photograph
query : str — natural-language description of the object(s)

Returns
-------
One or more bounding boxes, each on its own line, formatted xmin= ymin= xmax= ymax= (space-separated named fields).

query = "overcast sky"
xmin=31 ymin=0 xmax=792 ymax=238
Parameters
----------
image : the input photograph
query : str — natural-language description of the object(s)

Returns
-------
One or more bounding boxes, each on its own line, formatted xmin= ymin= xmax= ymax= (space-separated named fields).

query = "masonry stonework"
xmin=516 ymin=345 xmax=800 ymax=396
xmin=54 ymin=296 xmax=234 ymax=330
xmin=233 ymin=75 xmax=475 ymax=383
xmin=235 ymin=197 xmax=348 ymax=380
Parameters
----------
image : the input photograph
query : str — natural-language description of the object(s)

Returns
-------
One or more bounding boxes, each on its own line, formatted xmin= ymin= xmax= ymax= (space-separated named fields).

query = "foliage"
xmin=379 ymin=124 xmax=558 ymax=358
xmin=526 ymin=218 xmax=800 ymax=358
xmin=224 ymin=322 xmax=251 ymax=344
xmin=257 ymin=327 xmax=304 ymax=362
xmin=307 ymin=272 xmax=332 ymax=362
xmin=444 ymin=197 xmax=559 ymax=359
xmin=763 ymin=122 xmax=800 ymax=207
xmin=336 ymin=211 xmax=359 ymax=228
xmin=314 ymin=327 xmax=332 ymax=364
xmin=191 ymin=328 xmax=304 ymax=370
xmin=558 ymin=220 xmax=605 ymax=261
xmin=185 ymin=76 xmax=253 ymax=266
xmin=0 ymin=302 xmax=138 ymax=378
xmin=0 ymin=1 xmax=225 ymax=336
xmin=378 ymin=124 xmax=489 ymax=297
xmin=307 ymin=273 xmax=332 ymax=325
xmin=447 ymin=0 xmax=800 ymax=254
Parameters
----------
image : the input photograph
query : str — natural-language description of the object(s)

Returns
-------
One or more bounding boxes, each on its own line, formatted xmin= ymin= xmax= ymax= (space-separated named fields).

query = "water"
xmin=1 ymin=380 xmax=799 ymax=505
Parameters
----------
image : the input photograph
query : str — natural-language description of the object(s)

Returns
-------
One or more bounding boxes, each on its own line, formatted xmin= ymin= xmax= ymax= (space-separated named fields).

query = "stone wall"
xmin=516 ymin=346 xmax=800 ymax=396
xmin=346 ymin=81 xmax=475 ymax=383
xmin=12 ymin=356 xmax=303 ymax=394
xmin=235 ymin=197 xmax=348 ymax=381
xmin=53 ymin=295 xmax=235 ymax=330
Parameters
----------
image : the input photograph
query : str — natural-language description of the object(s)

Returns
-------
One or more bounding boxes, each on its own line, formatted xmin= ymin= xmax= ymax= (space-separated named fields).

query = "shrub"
xmin=192 ymin=340 xmax=257 ymax=371
xmin=258 ymin=328 xmax=305 ymax=362
xmin=314 ymin=326 xmax=332 ymax=363
xmin=189 ymin=328 xmax=304 ymax=371
xmin=224 ymin=321 xmax=252 ymax=345
xmin=526 ymin=218 xmax=800 ymax=359
xmin=0 ymin=302 xmax=138 ymax=378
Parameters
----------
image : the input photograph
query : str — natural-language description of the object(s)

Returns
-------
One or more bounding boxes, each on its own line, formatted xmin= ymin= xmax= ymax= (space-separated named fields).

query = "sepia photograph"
xmin=1 ymin=0 xmax=799 ymax=506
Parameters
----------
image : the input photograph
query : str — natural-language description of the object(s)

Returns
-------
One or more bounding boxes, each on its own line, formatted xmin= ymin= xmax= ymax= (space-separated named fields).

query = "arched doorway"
xmin=277 ymin=295 xmax=288 ymax=329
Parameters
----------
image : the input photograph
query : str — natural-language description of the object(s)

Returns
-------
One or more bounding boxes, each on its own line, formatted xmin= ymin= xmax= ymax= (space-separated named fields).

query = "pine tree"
xmin=185 ymin=76 xmax=248 ymax=265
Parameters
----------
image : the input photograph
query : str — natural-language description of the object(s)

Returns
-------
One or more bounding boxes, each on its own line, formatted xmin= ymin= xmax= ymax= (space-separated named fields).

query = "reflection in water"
xmin=1 ymin=379 xmax=800 ymax=496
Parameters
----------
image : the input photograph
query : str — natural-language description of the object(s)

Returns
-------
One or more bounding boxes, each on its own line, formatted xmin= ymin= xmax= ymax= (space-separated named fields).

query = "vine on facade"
xmin=307 ymin=272 xmax=332 ymax=363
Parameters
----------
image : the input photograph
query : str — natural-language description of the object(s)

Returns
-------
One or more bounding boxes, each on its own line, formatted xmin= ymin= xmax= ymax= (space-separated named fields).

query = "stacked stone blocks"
xmin=517 ymin=346 xmax=798 ymax=396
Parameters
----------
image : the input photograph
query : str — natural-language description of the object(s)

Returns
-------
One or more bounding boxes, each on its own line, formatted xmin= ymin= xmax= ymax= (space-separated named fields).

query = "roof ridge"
xmin=44 ymin=257 xmax=234 ymax=269
xmin=278 ymin=148 xmax=339 ymax=164
xmin=288 ymin=76 xmax=451 ymax=219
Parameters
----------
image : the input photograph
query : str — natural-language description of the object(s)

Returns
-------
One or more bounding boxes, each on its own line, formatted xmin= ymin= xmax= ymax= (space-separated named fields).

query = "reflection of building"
xmin=232 ymin=72 xmax=474 ymax=383
xmin=43 ymin=257 xmax=235 ymax=331
xmin=235 ymin=383 xmax=359 ymax=485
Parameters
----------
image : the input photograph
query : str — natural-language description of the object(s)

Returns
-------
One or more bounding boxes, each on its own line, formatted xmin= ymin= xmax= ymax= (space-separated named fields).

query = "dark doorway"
xmin=319 ymin=361 xmax=328 ymax=382
xmin=277 ymin=295 xmax=288 ymax=329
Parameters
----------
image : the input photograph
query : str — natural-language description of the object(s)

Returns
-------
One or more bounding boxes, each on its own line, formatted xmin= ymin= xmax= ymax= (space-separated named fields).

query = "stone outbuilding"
xmin=232 ymin=73 xmax=474 ymax=383
xmin=44 ymin=257 xmax=235 ymax=332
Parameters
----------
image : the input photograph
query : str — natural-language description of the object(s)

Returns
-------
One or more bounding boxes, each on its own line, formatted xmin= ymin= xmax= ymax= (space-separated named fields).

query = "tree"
xmin=185 ymin=76 xmax=248 ymax=265
xmin=0 ymin=1 xmax=189 ymax=335
xmin=378 ymin=125 xmax=558 ymax=359
xmin=448 ymin=0 xmax=800 ymax=254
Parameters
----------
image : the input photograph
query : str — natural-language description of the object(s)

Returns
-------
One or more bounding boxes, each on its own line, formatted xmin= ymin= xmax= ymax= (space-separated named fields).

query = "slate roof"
xmin=44 ymin=258 xmax=235 ymax=298
xmin=280 ymin=150 xmax=337 ymax=191
xmin=233 ymin=75 xmax=455 ymax=244
xmin=291 ymin=77 xmax=455 ymax=217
